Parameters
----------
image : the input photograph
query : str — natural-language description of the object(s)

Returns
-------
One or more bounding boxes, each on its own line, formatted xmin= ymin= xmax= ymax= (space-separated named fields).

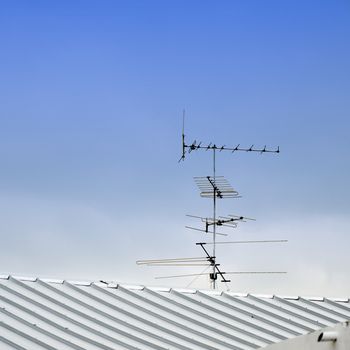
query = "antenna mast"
xmin=212 ymin=147 xmax=217 ymax=289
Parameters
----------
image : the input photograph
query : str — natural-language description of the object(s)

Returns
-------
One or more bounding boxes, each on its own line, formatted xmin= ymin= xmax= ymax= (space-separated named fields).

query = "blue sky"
xmin=0 ymin=0 xmax=349 ymax=296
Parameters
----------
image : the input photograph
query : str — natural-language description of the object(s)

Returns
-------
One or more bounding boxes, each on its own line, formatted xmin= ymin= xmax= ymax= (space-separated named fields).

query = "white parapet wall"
xmin=264 ymin=321 xmax=350 ymax=350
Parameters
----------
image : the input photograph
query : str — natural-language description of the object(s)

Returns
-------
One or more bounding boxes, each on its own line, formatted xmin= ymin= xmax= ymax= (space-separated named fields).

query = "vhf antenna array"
xmin=137 ymin=111 xmax=286 ymax=290
xmin=179 ymin=113 xmax=279 ymax=163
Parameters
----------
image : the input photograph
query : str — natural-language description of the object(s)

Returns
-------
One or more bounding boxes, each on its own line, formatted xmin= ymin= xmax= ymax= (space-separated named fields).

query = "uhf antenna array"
xmin=137 ymin=111 xmax=286 ymax=290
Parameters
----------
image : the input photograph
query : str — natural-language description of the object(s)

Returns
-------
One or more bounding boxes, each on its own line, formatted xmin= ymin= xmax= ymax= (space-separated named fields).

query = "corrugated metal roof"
xmin=0 ymin=275 xmax=349 ymax=350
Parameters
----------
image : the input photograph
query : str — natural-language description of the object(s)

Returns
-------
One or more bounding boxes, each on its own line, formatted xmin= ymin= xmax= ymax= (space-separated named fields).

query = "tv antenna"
xmin=180 ymin=110 xmax=284 ymax=290
xmin=137 ymin=111 xmax=286 ymax=290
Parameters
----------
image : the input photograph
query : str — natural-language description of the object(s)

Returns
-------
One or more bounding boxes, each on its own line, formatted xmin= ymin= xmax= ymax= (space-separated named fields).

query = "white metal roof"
xmin=264 ymin=321 xmax=350 ymax=350
xmin=0 ymin=275 xmax=349 ymax=350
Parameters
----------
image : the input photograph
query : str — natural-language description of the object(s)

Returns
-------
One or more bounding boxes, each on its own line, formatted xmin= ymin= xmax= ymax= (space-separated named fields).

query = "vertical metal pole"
xmin=212 ymin=147 xmax=216 ymax=289
xmin=182 ymin=110 xmax=185 ymax=159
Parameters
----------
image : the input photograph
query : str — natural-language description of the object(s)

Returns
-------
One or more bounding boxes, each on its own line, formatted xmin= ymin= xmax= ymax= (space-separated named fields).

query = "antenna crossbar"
xmin=155 ymin=271 xmax=286 ymax=279
xmin=185 ymin=226 xmax=228 ymax=236
xmin=143 ymin=263 xmax=210 ymax=267
xmin=181 ymin=143 xmax=279 ymax=160
xmin=179 ymin=112 xmax=279 ymax=162
xmin=155 ymin=272 xmax=212 ymax=280
xmin=225 ymin=271 xmax=287 ymax=275
xmin=186 ymin=143 xmax=280 ymax=153
xmin=137 ymin=256 xmax=213 ymax=267
xmin=198 ymin=240 xmax=288 ymax=245
xmin=137 ymin=257 xmax=208 ymax=265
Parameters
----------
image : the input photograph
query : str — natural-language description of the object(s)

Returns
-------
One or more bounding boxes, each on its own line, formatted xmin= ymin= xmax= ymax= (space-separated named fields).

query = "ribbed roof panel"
xmin=0 ymin=275 xmax=349 ymax=350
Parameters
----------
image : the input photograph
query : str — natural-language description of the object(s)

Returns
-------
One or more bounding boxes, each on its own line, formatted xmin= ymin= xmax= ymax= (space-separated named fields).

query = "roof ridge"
xmin=1 ymin=274 xmax=349 ymax=301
